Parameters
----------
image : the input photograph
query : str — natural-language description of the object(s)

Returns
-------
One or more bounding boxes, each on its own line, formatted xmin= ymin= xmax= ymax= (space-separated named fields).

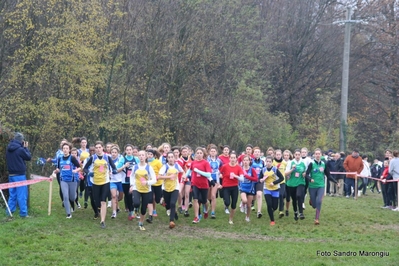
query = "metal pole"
xmin=339 ymin=6 xmax=352 ymax=152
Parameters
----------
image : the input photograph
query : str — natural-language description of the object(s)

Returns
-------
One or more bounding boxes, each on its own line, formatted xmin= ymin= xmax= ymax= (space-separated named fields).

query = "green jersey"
xmin=308 ymin=160 xmax=326 ymax=188
xmin=286 ymin=160 xmax=306 ymax=187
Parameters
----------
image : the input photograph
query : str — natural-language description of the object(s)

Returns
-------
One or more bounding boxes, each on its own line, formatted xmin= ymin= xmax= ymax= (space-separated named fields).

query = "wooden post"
xmin=48 ymin=174 xmax=54 ymax=215
xmin=354 ymin=177 xmax=358 ymax=200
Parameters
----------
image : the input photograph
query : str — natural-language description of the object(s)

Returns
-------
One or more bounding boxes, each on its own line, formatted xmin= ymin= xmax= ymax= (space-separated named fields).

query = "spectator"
xmin=388 ymin=150 xmax=399 ymax=211
xmin=343 ymin=148 xmax=364 ymax=198
xmin=370 ymin=158 xmax=382 ymax=193
xmin=358 ymin=155 xmax=371 ymax=196
xmin=5 ymin=133 xmax=32 ymax=217
xmin=329 ymin=153 xmax=345 ymax=196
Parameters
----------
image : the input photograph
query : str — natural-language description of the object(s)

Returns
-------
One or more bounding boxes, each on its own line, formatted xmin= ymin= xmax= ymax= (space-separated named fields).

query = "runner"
xmin=301 ymin=147 xmax=313 ymax=210
xmin=252 ymin=147 xmax=265 ymax=217
xmin=71 ymin=148 xmax=83 ymax=209
xmin=285 ymin=149 xmax=307 ymax=221
xmin=129 ymin=150 xmax=157 ymax=231
xmin=159 ymin=143 xmax=172 ymax=165
xmin=121 ymin=144 xmax=139 ymax=220
xmin=306 ymin=148 xmax=339 ymax=225
xmin=110 ymin=146 xmax=127 ymax=219
xmin=207 ymin=145 xmax=222 ymax=218
xmin=282 ymin=150 xmax=293 ymax=216
xmin=55 ymin=142 xmax=81 ymax=219
xmin=83 ymin=141 xmax=117 ymax=229
xmin=218 ymin=145 xmax=230 ymax=214
xmin=273 ymin=149 xmax=287 ymax=219
xmin=219 ymin=151 xmax=244 ymax=225
xmin=158 ymin=152 xmax=185 ymax=228
xmin=147 ymin=149 xmax=163 ymax=222
xmin=179 ymin=145 xmax=193 ymax=217
xmin=190 ymin=147 xmax=213 ymax=224
xmin=259 ymin=156 xmax=284 ymax=225
xmin=239 ymin=155 xmax=258 ymax=222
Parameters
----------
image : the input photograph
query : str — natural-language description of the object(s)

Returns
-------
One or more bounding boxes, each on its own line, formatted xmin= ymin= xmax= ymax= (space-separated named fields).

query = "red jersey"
xmin=190 ymin=159 xmax=212 ymax=189
xmin=220 ymin=164 xmax=244 ymax=187
xmin=219 ymin=155 xmax=230 ymax=166
xmin=179 ymin=156 xmax=193 ymax=172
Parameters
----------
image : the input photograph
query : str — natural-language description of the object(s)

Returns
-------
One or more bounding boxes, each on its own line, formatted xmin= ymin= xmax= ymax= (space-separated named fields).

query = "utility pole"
xmin=334 ymin=6 xmax=362 ymax=152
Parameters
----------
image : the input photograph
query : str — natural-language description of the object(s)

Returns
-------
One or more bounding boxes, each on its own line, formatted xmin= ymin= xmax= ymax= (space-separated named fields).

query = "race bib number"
xmin=126 ymin=169 xmax=132 ymax=177
xmin=295 ymin=172 xmax=300 ymax=178
xmin=319 ymin=167 xmax=324 ymax=172
xmin=99 ymin=165 xmax=104 ymax=173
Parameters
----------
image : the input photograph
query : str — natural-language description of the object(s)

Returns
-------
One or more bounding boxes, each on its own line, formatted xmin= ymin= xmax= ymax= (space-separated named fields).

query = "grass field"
xmin=0 ymin=180 xmax=398 ymax=266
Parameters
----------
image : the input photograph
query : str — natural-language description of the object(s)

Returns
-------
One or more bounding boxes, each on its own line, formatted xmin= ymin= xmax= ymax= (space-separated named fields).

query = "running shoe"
xmin=346 ymin=195 xmax=350 ymax=198
xmin=111 ymin=212 xmax=116 ymax=219
xmin=93 ymin=213 xmax=99 ymax=220
xmin=285 ymin=210 xmax=289 ymax=216
xmin=225 ymin=208 xmax=230 ymax=214
xmin=228 ymin=220 xmax=234 ymax=225
xmin=211 ymin=212 xmax=216 ymax=219
xmin=204 ymin=212 xmax=209 ymax=219
xmin=270 ymin=221 xmax=275 ymax=226
xmin=299 ymin=213 xmax=305 ymax=220
xmin=77 ymin=202 xmax=81 ymax=209
xmin=192 ymin=217 xmax=200 ymax=224
xmin=302 ymin=203 xmax=306 ymax=209
xmin=152 ymin=210 xmax=158 ymax=217
xmin=66 ymin=214 xmax=72 ymax=219
xmin=279 ymin=212 xmax=284 ymax=218
xmin=166 ymin=209 xmax=171 ymax=216
xmin=146 ymin=215 xmax=153 ymax=223
xmin=178 ymin=207 xmax=183 ymax=214
xmin=84 ymin=202 xmax=88 ymax=209
xmin=189 ymin=202 xmax=193 ymax=208
xmin=392 ymin=207 xmax=399 ymax=212
xmin=257 ymin=212 xmax=262 ymax=219
xmin=381 ymin=206 xmax=389 ymax=209
xmin=314 ymin=219 xmax=320 ymax=225
xmin=169 ymin=221 xmax=176 ymax=229
xmin=294 ymin=212 xmax=298 ymax=221
xmin=100 ymin=221 xmax=106 ymax=229
xmin=184 ymin=211 xmax=189 ymax=217
xmin=107 ymin=201 xmax=111 ymax=208
xmin=117 ymin=208 xmax=120 ymax=213
xmin=240 ymin=202 xmax=245 ymax=213
xmin=139 ymin=225 xmax=146 ymax=231
xmin=245 ymin=216 xmax=250 ymax=222
xmin=251 ymin=206 xmax=255 ymax=211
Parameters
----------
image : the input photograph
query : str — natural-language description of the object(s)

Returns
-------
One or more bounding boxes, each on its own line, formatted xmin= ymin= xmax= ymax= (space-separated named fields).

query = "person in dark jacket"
xmin=5 ymin=133 xmax=32 ymax=217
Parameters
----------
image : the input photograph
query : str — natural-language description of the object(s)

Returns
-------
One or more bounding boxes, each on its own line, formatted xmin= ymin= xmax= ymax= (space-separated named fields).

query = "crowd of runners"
xmin=47 ymin=138 xmax=399 ymax=230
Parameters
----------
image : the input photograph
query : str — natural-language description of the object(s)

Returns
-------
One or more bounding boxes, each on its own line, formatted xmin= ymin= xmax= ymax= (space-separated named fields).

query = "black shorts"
xmin=192 ymin=186 xmax=208 ymax=204
xmin=256 ymin=182 xmax=263 ymax=192
xmin=92 ymin=183 xmax=110 ymax=206
xmin=150 ymin=185 xmax=163 ymax=203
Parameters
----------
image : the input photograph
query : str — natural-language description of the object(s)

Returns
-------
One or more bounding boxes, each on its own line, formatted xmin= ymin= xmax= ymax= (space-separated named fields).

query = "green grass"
xmin=0 ymin=182 xmax=398 ymax=266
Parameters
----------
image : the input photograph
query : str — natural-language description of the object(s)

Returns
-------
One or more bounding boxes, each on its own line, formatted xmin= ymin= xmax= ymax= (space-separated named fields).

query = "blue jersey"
xmin=251 ymin=158 xmax=265 ymax=180
xmin=59 ymin=156 xmax=76 ymax=182
xmin=207 ymin=156 xmax=223 ymax=181
xmin=239 ymin=167 xmax=256 ymax=194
